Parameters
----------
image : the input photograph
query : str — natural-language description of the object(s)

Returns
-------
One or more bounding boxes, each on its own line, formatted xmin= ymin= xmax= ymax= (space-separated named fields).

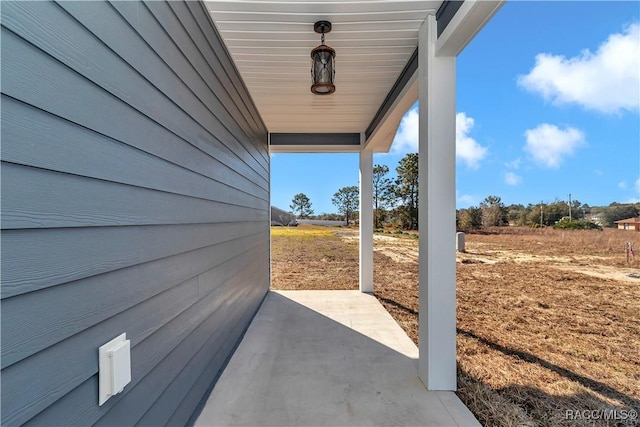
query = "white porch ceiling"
xmin=205 ymin=1 xmax=442 ymax=135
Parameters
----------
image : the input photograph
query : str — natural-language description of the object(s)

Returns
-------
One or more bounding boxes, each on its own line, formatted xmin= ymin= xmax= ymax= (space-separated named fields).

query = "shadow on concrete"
xmin=195 ymin=291 xmax=477 ymax=427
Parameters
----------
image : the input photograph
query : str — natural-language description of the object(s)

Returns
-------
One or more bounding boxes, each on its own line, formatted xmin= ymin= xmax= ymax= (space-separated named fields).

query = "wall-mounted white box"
xmin=98 ymin=333 xmax=131 ymax=406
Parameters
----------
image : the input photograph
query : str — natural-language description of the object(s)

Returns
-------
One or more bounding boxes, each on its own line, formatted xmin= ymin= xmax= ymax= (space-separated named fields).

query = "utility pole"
xmin=568 ymin=193 xmax=572 ymax=221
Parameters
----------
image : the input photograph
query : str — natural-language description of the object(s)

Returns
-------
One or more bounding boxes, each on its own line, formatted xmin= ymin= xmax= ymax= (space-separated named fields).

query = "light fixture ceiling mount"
xmin=310 ymin=20 xmax=336 ymax=95
xmin=313 ymin=20 xmax=332 ymax=35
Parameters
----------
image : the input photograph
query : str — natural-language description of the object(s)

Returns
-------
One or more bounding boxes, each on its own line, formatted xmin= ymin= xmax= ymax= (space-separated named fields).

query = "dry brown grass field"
xmin=271 ymin=224 xmax=640 ymax=426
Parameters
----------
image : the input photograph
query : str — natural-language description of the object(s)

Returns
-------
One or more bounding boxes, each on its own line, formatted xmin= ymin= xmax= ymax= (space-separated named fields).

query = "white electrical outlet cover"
xmin=98 ymin=333 xmax=131 ymax=406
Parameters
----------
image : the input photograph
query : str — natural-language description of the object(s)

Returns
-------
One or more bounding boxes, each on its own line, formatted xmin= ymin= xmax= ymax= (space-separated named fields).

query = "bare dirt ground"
xmin=271 ymin=225 xmax=640 ymax=426
xmin=271 ymin=226 xmax=359 ymax=290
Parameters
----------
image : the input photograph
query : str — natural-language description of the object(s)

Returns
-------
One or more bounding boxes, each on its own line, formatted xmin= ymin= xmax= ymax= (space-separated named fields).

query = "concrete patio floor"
xmin=195 ymin=290 xmax=479 ymax=427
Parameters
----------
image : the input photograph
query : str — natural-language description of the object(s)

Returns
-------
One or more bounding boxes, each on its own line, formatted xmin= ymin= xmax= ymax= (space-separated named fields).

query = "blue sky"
xmin=271 ymin=1 xmax=640 ymax=214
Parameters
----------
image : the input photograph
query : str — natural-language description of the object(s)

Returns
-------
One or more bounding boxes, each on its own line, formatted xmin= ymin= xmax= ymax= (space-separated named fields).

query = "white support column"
xmin=359 ymin=139 xmax=374 ymax=293
xmin=417 ymin=15 xmax=457 ymax=391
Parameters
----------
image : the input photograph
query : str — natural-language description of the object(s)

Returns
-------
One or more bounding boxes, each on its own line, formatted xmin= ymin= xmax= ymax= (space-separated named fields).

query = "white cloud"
xmin=391 ymin=110 xmax=488 ymax=169
xmin=456 ymin=112 xmax=488 ymax=169
xmin=391 ymin=108 xmax=419 ymax=153
xmin=505 ymin=158 xmax=521 ymax=170
xmin=524 ymin=124 xmax=586 ymax=168
xmin=504 ymin=172 xmax=522 ymax=186
xmin=458 ymin=194 xmax=475 ymax=204
xmin=518 ymin=23 xmax=640 ymax=114
xmin=622 ymin=178 xmax=640 ymax=203
xmin=457 ymin=193 xmax=477 ymax=207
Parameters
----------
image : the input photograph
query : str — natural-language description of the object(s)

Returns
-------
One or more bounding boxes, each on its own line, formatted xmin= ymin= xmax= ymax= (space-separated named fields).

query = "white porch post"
xmin=359 ymin=139 xmax=374 ymax=293
xmin=417 ymin=15 xmax=457 ymax=390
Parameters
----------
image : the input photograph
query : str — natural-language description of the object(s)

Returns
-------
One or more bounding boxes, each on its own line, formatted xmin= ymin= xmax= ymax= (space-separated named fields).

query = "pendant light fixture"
xmin=310 ymin=21 xmax=336 ymax=95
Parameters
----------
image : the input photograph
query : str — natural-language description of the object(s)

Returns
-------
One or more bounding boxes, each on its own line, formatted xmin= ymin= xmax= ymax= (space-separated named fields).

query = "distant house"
xmin=615 ymin=217 xmax=640 ymax=231
xmin=587 ymin=214 xmax=605 ymax=226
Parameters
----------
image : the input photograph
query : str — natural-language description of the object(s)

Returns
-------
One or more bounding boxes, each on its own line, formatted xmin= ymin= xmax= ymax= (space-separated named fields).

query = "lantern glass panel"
xmin=313 ymin=50 xmax=334 ymax=84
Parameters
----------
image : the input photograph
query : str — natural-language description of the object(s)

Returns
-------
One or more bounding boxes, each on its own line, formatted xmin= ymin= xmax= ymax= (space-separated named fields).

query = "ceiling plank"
xmin=207 ymin=0 xmax=438 ymax=134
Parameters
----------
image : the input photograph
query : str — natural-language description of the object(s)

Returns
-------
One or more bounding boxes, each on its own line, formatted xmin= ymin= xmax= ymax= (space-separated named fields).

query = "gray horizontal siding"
xmin=2 ymin=222 xmax=265 ymax=298
xmin=1 ymin=0 xmax=270 ymax=425
xmin=7 ymin=245 xmax=268 ymax=426
xmin=24 ymin=279 xmax=264 ymax=426
xmin=2 ymin=163 xmax=267 ymax=229
xmin=2 ymin=95 xmax=269 ymax=204
xmin=1 ymin=233 xmax=265 ymax=369
xmin=1 ymin=0 xmax=269 ymax=184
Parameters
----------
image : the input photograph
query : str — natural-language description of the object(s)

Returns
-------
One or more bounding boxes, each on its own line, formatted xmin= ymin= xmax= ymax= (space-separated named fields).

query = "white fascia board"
xmin=364 ymin=74 xmax=418 ymax=153
xmin=435 ymin=0 xmax=505 ymax=57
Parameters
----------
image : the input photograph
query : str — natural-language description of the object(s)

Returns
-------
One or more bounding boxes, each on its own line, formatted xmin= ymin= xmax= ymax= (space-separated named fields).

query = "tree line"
xmin=288 ymin=153 xmax=640 ymax=230
xmin=290 ymin=154 xmax=419 ymax=228
xmin=457 ymin=198 xmax=640 ymax=231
